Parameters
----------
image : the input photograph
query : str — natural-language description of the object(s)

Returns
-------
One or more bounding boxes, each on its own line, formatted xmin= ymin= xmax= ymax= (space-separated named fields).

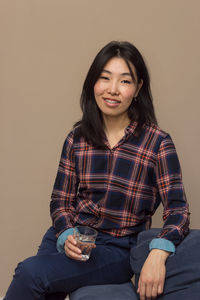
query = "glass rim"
xmin=74 ymin=225 xmax=98 ymax=236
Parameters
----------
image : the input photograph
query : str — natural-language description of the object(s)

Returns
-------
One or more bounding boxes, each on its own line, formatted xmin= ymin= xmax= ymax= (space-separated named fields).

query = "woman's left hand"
xmin=137 ymin=249 xmax=170 ymax=300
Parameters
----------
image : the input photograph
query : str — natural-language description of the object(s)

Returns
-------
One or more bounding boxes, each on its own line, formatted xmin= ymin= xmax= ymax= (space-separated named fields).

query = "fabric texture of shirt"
xmin=50 ymin=122 xmax=190 ymax=246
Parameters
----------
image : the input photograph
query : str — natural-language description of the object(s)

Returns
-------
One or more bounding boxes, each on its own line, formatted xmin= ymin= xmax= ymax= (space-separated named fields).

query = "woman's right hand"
xmin=64 ymin=235 xmax=83 ymax=260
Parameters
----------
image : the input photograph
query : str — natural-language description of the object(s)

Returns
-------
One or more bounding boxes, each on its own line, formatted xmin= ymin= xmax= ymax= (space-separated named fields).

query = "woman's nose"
xmin=107 ymin=80 xmax=119 ymax=95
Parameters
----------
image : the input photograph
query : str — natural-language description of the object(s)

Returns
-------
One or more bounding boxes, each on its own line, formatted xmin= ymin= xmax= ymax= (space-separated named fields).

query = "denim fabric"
xmin=158 ymin=283 xmax=200 ymax=300
xmin=4 ymin=227 xmax=137 ymax=300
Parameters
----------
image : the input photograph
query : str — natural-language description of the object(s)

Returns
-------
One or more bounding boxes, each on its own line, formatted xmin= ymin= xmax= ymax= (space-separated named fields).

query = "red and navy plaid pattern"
xmin=50 ymin=122 xmax=189 ymax=245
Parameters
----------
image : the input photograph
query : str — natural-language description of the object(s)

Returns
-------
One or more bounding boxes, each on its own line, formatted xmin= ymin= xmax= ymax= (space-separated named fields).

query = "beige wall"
xmin=1 ymin=0 xmax=200 ymax=295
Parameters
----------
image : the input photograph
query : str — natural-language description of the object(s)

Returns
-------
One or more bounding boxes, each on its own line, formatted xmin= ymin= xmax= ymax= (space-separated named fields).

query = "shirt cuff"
xmin=56 ymin=228 xmax=74 ymax=253
xmin=149 ymin=238 xmax=176 ymax=254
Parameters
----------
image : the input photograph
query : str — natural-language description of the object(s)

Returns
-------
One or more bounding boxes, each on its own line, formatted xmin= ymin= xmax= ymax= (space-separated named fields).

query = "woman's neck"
xmin=103 ymin=115 xmax=130 ymax=135
xmin=103 ymin=115 xmax=131 ymax=148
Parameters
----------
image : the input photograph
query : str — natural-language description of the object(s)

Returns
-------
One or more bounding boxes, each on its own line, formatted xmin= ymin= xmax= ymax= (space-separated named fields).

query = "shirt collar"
xmin=104 ymin=121 xmax=138 ymax=150
xmin=124 ymin=121 xmax=138 ymax=136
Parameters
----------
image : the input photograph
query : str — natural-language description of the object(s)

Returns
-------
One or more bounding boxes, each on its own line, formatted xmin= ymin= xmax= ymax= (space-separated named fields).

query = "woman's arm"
xmin=50 ymin=131 xmax=79 ymax=238
xmin=154 ymin=134 xmax=190 ymax=245
xmin=138 ymin=134 xmax=190 ymax=299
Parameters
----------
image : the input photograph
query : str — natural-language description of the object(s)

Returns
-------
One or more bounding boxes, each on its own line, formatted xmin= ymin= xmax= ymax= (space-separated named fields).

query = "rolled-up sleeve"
xmin=50 ymin=131 xmax=79 ymax=237
xmin=155 ymin=134 xmax=190 ymax=245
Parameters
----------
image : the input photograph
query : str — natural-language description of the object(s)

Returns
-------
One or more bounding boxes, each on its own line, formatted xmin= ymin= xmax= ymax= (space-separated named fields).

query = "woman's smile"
xmin=103 ymin=97 xmax=121 ymax=107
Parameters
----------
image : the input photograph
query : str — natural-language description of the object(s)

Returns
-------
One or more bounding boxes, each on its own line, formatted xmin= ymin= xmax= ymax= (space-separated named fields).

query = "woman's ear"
xmin=135 ymin=79 xmax=143 ymax=97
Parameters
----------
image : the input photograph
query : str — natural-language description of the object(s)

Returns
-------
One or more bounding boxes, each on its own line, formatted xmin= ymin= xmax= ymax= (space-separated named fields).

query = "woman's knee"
xmin=14 ymin=256 xmax=43 ymax=288
xmin=4 ymin=257 xmax=46 ymax=299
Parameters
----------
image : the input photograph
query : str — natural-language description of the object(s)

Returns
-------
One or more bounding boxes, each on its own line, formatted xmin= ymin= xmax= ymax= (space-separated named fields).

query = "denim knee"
xmin=4 ymin=256 xmax=46 ymax=300
xmin=15 ymin=256 xmax=45 ymax=293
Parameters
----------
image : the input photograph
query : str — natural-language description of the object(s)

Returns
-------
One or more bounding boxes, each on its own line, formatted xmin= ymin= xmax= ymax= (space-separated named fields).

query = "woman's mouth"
xmin=103 ymin=98 xmax=121 ymax=106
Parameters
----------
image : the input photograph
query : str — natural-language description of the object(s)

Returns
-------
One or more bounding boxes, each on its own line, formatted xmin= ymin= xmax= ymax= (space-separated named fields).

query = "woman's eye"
xmin=100 ymin=76 xmax=109 ymax=80
xmin=122 ymin=80 xmax=131 ymax=84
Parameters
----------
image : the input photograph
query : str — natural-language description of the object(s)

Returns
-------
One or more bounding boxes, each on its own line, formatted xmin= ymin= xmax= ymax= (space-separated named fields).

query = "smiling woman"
xmin=94 ymin=57 xmax=142 ymax=147
xmin=4 ymin=41 xmax=190 ymax=300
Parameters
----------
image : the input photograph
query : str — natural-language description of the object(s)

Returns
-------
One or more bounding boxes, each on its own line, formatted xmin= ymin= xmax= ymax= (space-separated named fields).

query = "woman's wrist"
xmin=149 ymin=248 xmax=171 ymax=262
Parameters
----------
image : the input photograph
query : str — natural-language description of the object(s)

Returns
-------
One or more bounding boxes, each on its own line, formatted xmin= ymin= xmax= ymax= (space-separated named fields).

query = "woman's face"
xmin=94 ymin=57 xmax=142 ymax=122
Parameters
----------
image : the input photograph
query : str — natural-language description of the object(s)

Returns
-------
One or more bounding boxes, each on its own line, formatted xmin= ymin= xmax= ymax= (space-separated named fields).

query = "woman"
xmin=4 ymin=41 xmax=190 ymax=300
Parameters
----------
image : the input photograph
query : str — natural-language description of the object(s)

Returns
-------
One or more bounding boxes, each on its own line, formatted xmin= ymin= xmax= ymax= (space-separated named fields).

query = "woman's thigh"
xmin=4 ymin=227 xmax=134 ymax=300
xmin=35 ymin=242 xmax=132 ymax=290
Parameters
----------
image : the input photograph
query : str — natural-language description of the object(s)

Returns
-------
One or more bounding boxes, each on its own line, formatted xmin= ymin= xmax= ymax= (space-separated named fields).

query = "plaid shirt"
xmin=50 ymin=122 xmax=189 ymax=245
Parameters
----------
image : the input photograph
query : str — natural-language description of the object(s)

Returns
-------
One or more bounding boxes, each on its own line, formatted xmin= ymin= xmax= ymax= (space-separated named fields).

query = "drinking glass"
xmin=73 ymin=226 xmax=98 ymax=261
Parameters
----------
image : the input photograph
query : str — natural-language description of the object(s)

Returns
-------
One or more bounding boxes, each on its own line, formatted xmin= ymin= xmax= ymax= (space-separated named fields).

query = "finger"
xmin=65 ymin=235 xmax=80 ymax=252
xmin=64 ymin=235 xmax=83 ymax=260
xmin=67 ymin=234 xmax=77 ymax=245
xmin=158 ymin=281 xmax=164 ymax=295
xmin=65 ymin=240 xmax=82 ymax=255
xmin=64 ymin=241 xmax=83 ymax=260
xmin=137 ymin=278 xmax=140 ymax=294
xmin=145 ymin=283 xmax=152 ymax=299
xmin=152 ymin=283 xmax=158 ymax=298
xmin=139 ymin=282 xmax=146 ymax=300
xmin=65 ymin=247 xmax=83 ymax=260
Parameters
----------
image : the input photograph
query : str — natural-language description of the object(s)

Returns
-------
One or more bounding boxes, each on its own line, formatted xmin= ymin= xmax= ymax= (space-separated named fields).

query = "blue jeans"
xmin=4 ymin=227 xmax=137 ymax=300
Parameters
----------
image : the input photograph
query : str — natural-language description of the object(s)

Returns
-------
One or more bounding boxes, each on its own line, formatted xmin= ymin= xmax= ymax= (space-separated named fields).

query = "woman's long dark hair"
xmin=74 ymin=41 xmax=157 ymax=148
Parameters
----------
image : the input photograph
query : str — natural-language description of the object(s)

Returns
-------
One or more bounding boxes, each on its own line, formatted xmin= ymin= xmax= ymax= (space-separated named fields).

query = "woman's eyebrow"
xmin=101 ymin=69 xmax=111 ymax=74
xmin=101 ymin=69 xmax=132 ymax=77
xmin=121 ymin=72 xmax=132 ymax=77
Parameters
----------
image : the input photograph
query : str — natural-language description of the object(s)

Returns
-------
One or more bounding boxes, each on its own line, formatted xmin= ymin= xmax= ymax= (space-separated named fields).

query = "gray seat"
xmin=69 ymin=281 xmax=138 ymax=300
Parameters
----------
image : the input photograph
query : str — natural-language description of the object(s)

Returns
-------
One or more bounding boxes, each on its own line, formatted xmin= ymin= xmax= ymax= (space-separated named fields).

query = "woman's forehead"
xmin=102 ymin=57 xmax=137 ymax=79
